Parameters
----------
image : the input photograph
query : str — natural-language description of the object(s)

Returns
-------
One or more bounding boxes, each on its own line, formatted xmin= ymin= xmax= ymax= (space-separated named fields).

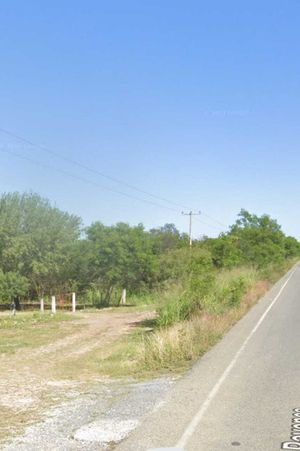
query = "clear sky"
xmin=0 ymin=1 xmax=300 ymax=239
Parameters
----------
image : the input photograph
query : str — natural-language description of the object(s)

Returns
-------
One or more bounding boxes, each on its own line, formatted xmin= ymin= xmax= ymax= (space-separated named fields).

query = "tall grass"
xmin=156 ymin=266 xmax=258 ymax=327
xmin=202 ymin=267 xmax=258 ymax=313
xmin=139 ymin=315 xmax=219 ymax=370
xmin=138 ymin=262 xmax=295 ymax=372
xmin=73 ymin=260 xmax=297 ymax=378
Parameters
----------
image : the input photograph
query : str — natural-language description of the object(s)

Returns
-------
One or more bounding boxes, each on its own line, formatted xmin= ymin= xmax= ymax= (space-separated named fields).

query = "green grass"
xmin=137 ymin=260 xmax=297 ymax=372
xmin=126 ymin=291 xmax=158 ymax=306
xmin=0 ymin=260 xmax=296 ymax=377
xmin=54 ymin=327 xmax=145 ymax=379
xmin=154 ymin=267 xmax=258 ymax=327
xmin=104 ymin=303 xmax=156 ymax=314
xmin=0 ymin=312 xmax=78 ymax=354
xmin=83 ymin=260 xmax=296 ymax=377
xmin=201 ymin=266 xmax=259 ymax=313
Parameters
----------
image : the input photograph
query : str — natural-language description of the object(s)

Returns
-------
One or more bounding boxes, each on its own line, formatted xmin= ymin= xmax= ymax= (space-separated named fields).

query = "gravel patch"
xmin=3 ymin=378 xmax=173 ymax=450
xmin=74 ymin=419 xmax=139 ymax=443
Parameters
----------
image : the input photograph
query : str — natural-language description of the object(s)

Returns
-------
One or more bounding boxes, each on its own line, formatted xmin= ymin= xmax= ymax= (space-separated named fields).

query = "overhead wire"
xmin=0 ymin=127 xmax=192 ymax=211
xmin=201 ymin=212 xmax=227 ymax=228
xmin=194 ymin=216 xmax=224 ymax=233
xmin=0 ymin=126 xmax=227 ymax=231
xmin=0 ymin=147 xmax=178 ymax=212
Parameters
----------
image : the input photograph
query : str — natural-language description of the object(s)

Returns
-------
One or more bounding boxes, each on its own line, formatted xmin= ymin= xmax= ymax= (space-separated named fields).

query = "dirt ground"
xmin=0 ymin=309 xmax=155 ymax=446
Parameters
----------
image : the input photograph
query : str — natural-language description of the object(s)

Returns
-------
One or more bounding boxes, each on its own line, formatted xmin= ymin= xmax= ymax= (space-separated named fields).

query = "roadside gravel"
xmin=3 ymin=377 xmax=174 ymax=450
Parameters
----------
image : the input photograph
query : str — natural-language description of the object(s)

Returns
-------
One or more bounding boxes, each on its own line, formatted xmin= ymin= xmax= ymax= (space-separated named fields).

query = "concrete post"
xmin=72 ymin=292 xmax=76 ymax=313
xmin=121 ymin=289 xmax=126 ymax=305
xmin=51 ymin=296 xmax=56 ymax=314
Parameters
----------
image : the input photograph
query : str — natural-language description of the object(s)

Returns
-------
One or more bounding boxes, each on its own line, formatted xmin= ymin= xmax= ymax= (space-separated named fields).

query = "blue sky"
xmin=0 ymin=1 xmax=300 ymax=238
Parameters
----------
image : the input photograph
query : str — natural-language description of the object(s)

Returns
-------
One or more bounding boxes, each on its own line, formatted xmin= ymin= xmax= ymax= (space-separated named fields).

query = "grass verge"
xmin=0 ymin=312 xmax=79 ymax=354
xmin=77 ymin=260 xmax=296 ymax=378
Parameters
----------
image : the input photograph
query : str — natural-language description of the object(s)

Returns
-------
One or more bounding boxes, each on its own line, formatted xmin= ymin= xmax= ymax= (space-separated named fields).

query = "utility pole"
xmin=182 ymin=211 xmax=201 ymax=247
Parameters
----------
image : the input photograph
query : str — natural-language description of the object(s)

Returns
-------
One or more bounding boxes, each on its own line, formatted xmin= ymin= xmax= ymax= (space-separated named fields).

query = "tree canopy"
xmin=0 ymin=192 xmax=81 ymax=299
xmin=0 ymin=194 xmax=299 ymax=304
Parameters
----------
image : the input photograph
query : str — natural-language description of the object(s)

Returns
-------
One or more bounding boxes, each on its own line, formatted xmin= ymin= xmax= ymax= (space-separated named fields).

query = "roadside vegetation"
xmin=0 ymin=191 xmax=299 ymax=375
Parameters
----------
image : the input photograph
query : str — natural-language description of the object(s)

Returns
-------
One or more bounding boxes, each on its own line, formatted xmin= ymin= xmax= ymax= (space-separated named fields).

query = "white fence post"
xmin=51 ymin=296 xmax=56 ymax=314
xmin=121 ymin=289 xmax=126 ymax=305
xmin=72 ymin=292 xmax=76 ymax=313
xmin=40 ymin=298 xmax=44 ymax=312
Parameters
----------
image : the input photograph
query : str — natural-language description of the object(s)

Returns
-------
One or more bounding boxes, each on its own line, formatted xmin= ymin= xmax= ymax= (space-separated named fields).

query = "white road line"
xmin=176 ymin=267 xmax=297 ymax=450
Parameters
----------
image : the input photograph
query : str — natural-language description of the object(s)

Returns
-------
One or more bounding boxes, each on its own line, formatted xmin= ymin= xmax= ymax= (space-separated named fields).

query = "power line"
xmin=0 ymin=127 xmax=192 ymax=211
xmin=1 ymin=146 xmax=226 ymax=232
xmin=0 ymin=126 xmax=228 ymax=230
xmin=0 ymin=147 xmax=178 ymax=212
xmin=201 ymin=212 xmax=227 ymax=228
xmin=194 ymin=216 xmax=224 ymax=232
xmin=182 ymin=210 xmax=201 ymax=246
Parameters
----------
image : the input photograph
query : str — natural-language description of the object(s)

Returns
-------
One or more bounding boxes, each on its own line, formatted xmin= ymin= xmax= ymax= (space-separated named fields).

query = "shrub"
xmin=157 ymin=249 xmax=216 ymax=327
xmin=0 ymin=271 xmax=29 ymax=302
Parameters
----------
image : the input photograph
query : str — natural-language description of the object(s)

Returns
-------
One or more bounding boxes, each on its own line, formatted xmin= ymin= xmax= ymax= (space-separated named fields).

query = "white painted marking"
xmin=176 ymin=267 xmax=297 ymax=449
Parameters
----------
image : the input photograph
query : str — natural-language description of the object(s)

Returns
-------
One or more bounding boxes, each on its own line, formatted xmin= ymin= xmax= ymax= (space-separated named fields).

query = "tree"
xmin=228 ymin=209 xmax=286 ymax=267
xmin=284 ymin=236 xmax=300 ymax=258
xmin=86 ymin=222 xmax=159 ymax=299
xmin=0 ymin=192 xmax=81 ymax=297
xmin=204 ymin=234 xmax=242 ymax=268
xmin=0 ymin=270 xmax=29 ymax=302
xmin=150 ymin=223 xmax=183 ymax=253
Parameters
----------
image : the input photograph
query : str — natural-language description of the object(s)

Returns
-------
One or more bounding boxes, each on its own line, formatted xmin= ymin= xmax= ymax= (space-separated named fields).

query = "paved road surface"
xmin=116 ymin=264 xmax=300 ymax=451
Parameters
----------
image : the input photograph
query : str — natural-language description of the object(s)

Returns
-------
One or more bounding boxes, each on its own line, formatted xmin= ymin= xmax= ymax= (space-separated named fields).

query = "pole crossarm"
xmin=181 ymin=210 xmax=201 ymax=247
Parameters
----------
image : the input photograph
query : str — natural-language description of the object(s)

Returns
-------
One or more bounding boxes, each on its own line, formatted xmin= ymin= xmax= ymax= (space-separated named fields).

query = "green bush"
xmin=84 ymin=284 xmax=109 ymax=307
xmin=157 ymin=249 xmax=216 ymax=327
xmin=0 ymin=270 xmax=29 ymax=302
xmin=221 ymin=277 xmax=247 ymax=307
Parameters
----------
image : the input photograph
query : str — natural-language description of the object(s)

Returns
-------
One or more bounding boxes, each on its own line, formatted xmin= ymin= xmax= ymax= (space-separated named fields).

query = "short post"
xmin=121 ymin=289 xmax=126 ymax=305
xmin=10 ymin=299 xmax=16 ymax=316
xmin=40 ymin=298 xmax=44 ymax=312
xmin=72 ymin=292 xmax=76 ymax=313
xmin=51 ymin=295 xmax=56 ymax=314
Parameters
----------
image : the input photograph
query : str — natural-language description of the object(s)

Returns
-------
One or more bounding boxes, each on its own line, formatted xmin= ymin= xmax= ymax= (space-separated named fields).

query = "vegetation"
xmin=0 ymin=191 xmax=299 ymax=372
xmin=0 ymin=192 xmax=299 ymax=307
xmin=0 ymin=192 xmax=81 ymax=301
xmin=0 ymin=312 xmax=75 ymax=354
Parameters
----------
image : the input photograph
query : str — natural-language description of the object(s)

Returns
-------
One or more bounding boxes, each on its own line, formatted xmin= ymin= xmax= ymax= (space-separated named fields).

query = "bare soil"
xmin=0 ymin=309 xmax=155 ymax=445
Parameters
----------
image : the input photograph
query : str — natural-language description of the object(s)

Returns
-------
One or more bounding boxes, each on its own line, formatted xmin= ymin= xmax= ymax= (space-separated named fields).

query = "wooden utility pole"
xmin=182 ymin=211 xmax=201 ymax=247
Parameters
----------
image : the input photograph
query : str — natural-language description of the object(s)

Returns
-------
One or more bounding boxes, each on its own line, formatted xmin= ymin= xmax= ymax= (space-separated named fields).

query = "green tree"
xmin=150 ymin=223 xmax=184 ymax=253
xmin=284 ymin=236 xmax=300 ymax=258
xmin=204 ymin=234 xmax=242 ymax=268
xmin=0 ymin=192 xmax=81 ymax=297
xmin=229 ymin=209 xmax=286 ymax=267
xmin=86 ymin=222 xmax=159 ymax=299
xmin=0 ymin=270 xmax=29 ymax=302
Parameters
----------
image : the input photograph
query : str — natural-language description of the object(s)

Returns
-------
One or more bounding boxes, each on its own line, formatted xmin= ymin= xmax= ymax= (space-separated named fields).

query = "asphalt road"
xmin=116 ymin=263 xmax=300 ymax=451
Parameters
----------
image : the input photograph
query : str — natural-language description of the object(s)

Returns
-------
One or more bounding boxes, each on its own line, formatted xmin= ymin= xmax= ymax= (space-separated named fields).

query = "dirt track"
xmin=0 ymin=309 xmax=155 ymax=445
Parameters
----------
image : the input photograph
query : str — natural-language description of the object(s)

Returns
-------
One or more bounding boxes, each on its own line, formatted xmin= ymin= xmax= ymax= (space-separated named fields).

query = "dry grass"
xmin=0 ymin=308 xmax=155 ymax=444
xmin=0 ymin=262 xmax=295 ymax=445
xmin=138 ymin=278 xmax=270 ymax=372
xmin=0 ymin=312 xmax=77 ymax=354
xmin=49 ymin=264 xmax=295 ymax=380
xmin=77 ymin=276 xmax=272 ymax=378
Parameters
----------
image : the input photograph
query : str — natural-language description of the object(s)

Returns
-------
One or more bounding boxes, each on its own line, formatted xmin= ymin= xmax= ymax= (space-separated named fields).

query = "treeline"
xmin=0 ymin=192 xmax=299 ymax=304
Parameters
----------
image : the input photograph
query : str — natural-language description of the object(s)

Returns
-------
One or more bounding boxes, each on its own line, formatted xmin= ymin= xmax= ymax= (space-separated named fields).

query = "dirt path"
xmin=0 ymin=309 xmax=155 ymax=445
